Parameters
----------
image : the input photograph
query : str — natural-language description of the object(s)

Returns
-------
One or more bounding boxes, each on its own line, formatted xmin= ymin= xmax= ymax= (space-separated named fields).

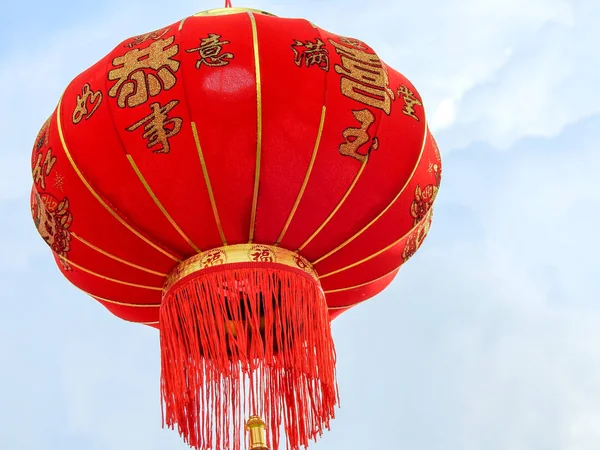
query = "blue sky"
xmin=1 ymin=0 xmax=599 ymax=449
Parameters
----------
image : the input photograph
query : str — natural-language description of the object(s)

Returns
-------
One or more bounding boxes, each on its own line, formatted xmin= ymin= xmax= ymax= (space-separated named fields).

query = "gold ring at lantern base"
xmin=163 ymin=244 xmax=319 ymax=293
xmin=194 ymin=8 xmax=277 ymax=17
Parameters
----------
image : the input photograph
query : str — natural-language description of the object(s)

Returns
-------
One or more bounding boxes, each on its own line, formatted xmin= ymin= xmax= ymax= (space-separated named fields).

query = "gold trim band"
xmin=126 ymin=154 xmax=201 ymax=253
xmin=318 ymin=208 xmax=433 ymax=279
xmin=312 ymin=121 xmax=429 ymax=265
xmin=58 ymin=254 xmax=163 ymax=291
xmin=192 ymin=122 xmax=228 ymax=246
xmin=276 ymin=105 xmax=326 ymax=246
xmin=56 ymin=96 xmax=181 ymax=262
xmin=298 ymin=158 xmax=368 ymax=252
xmin=248 ymin=12 xmax=263 ymax=243
xmin=72 ymin=232 xmax=167 ymax=277
xmin=323 ymin=264 xmax=400 ymax=294
xmin=164 ymin=244 xmax=319 ymax=293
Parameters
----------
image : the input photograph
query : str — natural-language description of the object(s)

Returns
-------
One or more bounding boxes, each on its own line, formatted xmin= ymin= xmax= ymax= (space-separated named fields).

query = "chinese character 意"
xmin=339 ymin=109 xmax=378 ymax=163
xmin=291 ymin=38 xmax=329 ymax=71
xmin=126 ymin=27 xmax=171 ymax=48
xmin=397 ymin=85 xmax=422 ymax=121
xmin=32 ymin=149 xmax=57 ymax=190
xmin=108 ymin=36 xmax=180 ymax=108
xmin=72 ymin=83 xmax=103 ymax=124
xmin=186 ymin=34 xmax=233 ymax=68
xmin=329 ymin=39 xmax=395 ymax=114
xmin=126 ymin=100 xmax=182 ymax=154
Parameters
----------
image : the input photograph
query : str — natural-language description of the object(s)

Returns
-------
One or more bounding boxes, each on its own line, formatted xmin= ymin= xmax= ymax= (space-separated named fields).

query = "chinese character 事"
xmin=127 ymin=100 xmax=183 ymax=154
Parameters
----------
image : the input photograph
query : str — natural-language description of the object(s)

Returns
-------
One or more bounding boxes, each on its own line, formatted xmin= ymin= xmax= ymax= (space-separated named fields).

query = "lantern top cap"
xmin=194 ymin=7 xmax=277 ymax=17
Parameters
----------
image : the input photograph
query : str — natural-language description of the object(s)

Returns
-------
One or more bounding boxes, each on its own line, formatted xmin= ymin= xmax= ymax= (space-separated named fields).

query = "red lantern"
xmin=30 ymin=6 xmax=441 ymax=450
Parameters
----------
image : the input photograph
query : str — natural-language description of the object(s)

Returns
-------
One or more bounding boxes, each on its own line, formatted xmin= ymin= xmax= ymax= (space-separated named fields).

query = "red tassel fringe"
xmin=159 ymin=265 xmax=338 ymax=450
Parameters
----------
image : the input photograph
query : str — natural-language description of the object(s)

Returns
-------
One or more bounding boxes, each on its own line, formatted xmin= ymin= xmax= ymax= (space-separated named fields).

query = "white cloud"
xmin=436 ymin=0 xmax=599 ymax=149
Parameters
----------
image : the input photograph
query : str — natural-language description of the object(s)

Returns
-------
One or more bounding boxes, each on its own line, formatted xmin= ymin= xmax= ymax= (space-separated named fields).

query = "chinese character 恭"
xmin=108 ymin=36 xmax=180 ymax=108
xmin=339 ymin=109 xmax=378 ymax=163
xmin=397 ymin=85 xmax=422 ymax=121
xmin=291 ymin=38 xmax=329 ymax=71
xmin=32 ymin=149 xmax=57 ymax=190
xmin=125 ymin=27 xmax=171 ymax=48
xmin=72 ymin=83 xmax=103 ymax=124
xmin=329 ymin=39 xmax=395 ymax=114
xmin=126 ymin=100 xmax=182 ymax=154
xmin=186 ymin=34 xmax=233 ymax=68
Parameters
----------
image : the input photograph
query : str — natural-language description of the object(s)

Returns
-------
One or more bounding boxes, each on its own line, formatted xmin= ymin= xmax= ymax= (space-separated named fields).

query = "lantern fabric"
xmin=31 ymin=7 xmax=441 ymax=450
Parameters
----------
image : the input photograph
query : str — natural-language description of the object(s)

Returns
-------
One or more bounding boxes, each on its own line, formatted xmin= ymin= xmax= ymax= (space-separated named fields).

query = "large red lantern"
xmin=30 ymin=6 xmax=442 ymax=450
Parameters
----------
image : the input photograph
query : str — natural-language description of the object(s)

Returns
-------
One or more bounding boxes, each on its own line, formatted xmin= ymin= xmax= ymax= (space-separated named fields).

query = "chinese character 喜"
xmin=291 ymin=38 xmax=329 ymax=71
xmin=329 ymin=39 xmax=395 ymax=114
xmin=339 ymin=109 xmax=378 ymax=163
xmin=72 ymin=83 xmax=103 ymax=124
xmin=108 ymin=36 xmax=180 ymax=108
xmin=186 ymin=33 xmax=234 ymax=68
xmin=126 ymin=100 xmax=182 ymax=154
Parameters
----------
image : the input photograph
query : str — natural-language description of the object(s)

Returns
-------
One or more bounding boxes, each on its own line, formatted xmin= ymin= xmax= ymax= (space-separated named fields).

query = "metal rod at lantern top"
xmin=246 ymin=416 xmax=269 ymax=450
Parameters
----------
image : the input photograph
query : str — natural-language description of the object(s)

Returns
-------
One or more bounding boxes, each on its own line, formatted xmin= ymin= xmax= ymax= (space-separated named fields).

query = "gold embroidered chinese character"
xmin=201 ymin=250 xmax=226 ymax=268
xmin=186 ymin=34 xmax=233 ymax=68
xmin=339 ymin=109 xmax=378 ymax=163
xmin=428 ymin=161 xmax=441 ymax=184
xmin=126 ymin=27 xmax=171 ymax=48
xmin=108 ymin=36 xmax=179 ymax=108
xmin=339 ymin=36 xmax=366 ymax=49
xmin=249 ymin=245 xmax=275 ymax=263
xmin=291 ymin=38 xmax=329 ymax=71
xmin=31 ymin=192 xmax=73 ymax=271
xmin=72 ymin=83 xmax=103 ymax=124
xmin=34 ymin=116 xmax=51 ymax=152
xmin=397 ymin=85 xmax=422 ymax=121
xmin=329 ymin=39 xmax=394 ymax=114
xmin=32 ymin=149 xmax=57 ymax=190
xmin=126 ymin=100 xmax=182 ymax=154
xmin=402 ymin=212 xmax=431 ymax=261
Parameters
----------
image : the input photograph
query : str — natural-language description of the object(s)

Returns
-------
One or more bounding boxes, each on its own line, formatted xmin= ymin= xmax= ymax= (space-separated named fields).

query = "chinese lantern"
xmin=30 ymin=6 xmax=442 ymax=450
